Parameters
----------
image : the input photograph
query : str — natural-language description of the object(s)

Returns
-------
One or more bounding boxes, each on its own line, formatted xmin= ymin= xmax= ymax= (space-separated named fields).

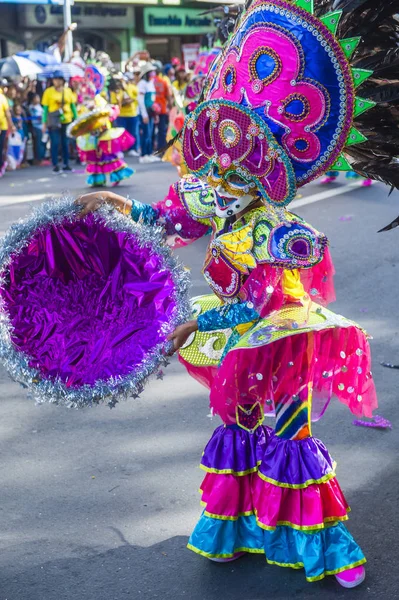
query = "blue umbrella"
xmin=16 ymin=50 xmax=60 ymax=68
xmin=41 ymin=63 xmax=85 ymax=80
xmin=0 ymin=55 xmax=43 ymax=78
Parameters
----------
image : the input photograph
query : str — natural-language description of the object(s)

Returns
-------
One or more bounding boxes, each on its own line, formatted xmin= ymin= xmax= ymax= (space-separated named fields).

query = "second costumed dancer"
xmin=68 ymin=65 xmax=134 ymax=188
xmin=77 ymin=0 xmax=399 ymax=589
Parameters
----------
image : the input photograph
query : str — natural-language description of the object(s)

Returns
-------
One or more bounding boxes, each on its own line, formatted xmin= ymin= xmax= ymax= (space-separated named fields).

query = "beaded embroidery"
xmin=181 ymin=99 xmax=297 ymax=207
xmin=184 ymin=0 xmax=357 ymax=192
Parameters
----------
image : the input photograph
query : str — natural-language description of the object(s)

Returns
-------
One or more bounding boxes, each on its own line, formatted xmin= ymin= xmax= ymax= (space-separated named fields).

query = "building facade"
xmin=0 ymin=1 xmax=215 ymax=65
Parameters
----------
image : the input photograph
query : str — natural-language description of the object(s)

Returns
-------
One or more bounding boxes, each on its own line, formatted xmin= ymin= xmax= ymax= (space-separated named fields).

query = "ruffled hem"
xmin=87 ymin=173 xmax=106 ymax=186
xmin=199 ymin=472 xmax=349 ymax=531
xmin=258 ymin=432 xmax=335 ymax=488
xmin=200 ymin=424 xmax=272 ymax=476
xmin=110 ymin=167 xmax=134 ymax=183
xmin=201 ymin=426 xmax=335 ymax=487
xmin=86 ymin=159 xmax=125 ymax=174
xmin=188 ymin=516 xmax=366 ymax=582
xmin=252 ymin=475 xmax=349 ymax=531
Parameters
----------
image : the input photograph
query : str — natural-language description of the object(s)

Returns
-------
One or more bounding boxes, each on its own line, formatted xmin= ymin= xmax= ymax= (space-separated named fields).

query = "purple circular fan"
xmin=0 ymin=197 xmax=190 ymax=408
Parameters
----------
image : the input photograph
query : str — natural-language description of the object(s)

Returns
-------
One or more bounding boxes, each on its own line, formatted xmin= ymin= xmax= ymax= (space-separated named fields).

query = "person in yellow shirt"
xmin=41 ymin=70 xmax=78 ymax=173
xmin=0 ymin=87 xmax=15 ymax=177
xmin=117 ymin=74 xmax=139 ymax=156
xmin=109 ymin=78 xmax=124 ymax=110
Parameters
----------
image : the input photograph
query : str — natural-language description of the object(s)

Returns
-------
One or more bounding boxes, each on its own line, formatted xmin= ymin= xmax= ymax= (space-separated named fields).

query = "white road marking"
xmin=290 ymin=181 xmax=361 ymax=209
xmin=0 ymin=193 xmax=50 ymax=208
xmin=0 ymin=180 xmax=364 ymax=211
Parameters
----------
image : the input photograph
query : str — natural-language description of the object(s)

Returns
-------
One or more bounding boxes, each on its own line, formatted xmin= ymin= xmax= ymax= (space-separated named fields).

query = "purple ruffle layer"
xmin=201 ymin=425 xmax=335 ymax=485
xmin=258 ymin=435 xmax=335 ymax=486
xmin=200 ymin=425 xmax=271 ymax=474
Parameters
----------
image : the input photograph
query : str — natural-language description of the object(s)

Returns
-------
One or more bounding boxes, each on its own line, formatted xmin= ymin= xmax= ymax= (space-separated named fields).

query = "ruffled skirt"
xmin=179 ymin=294 xmax=372 ymax=581
xmin=188 ymin=425 xmax=366 ymax=582
xmin=77 ymin=129 xmax=134 ymax=187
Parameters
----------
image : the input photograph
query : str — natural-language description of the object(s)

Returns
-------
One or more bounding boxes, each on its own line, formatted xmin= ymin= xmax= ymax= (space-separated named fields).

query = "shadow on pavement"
xmin=1 ymin=533 xmax=372 ymax=600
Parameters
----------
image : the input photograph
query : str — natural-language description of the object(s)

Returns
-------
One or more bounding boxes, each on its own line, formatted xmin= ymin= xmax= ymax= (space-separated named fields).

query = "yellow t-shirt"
xmin=0 ymin=92 xmax=9 ymax=131
xmin=42 ymin=86 xmax=75 ymax=124
xmin=120 ymin=83 xmax=139 ymax=118
xmin=110 ymin=90 xmax=123 ymax=108
xmin=172 ymin=80 xmax=186 ymax=93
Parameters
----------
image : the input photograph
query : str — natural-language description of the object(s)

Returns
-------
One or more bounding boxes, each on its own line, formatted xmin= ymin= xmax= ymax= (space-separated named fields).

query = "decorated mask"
xmin=214 ymin=187 xmax=258 ymax=218
xmin=181 ymin=0 xmax=376 ymax=210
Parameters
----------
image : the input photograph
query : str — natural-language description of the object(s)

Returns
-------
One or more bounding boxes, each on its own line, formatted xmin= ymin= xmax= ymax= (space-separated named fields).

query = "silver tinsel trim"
xmin=0 ymin=196 xmax=191 ymax=409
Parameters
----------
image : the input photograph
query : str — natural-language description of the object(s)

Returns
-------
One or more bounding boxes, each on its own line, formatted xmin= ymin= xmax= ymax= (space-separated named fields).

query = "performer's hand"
xmin=167 ymin=320 xmax=198 ymax=353
xmin=76 ymin=193 xmax=107 ymax=217
xmin=76 ymin=192 xmax=132 ymax=217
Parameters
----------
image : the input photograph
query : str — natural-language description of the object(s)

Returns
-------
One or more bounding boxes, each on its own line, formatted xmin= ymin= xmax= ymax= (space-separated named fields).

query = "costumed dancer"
xmin=68 ymin=64 xmax=134 ymax=188
xmin=77 ymin=0 xmax=399 ymax=589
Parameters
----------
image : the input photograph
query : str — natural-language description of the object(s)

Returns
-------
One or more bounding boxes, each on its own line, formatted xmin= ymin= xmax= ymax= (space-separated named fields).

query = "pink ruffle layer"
xmin=200 ymin=472 xmax=349 ymax=530
xmin=86 ymin=159 xmax=126 ymax=174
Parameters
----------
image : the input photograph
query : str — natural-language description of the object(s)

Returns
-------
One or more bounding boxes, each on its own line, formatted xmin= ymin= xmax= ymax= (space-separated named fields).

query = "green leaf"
xmin=320 ymin=11 xmax=342 ymax=35
xmin=294 ymin=0 xmax=314 ymax=14
xmin=331 ymin=154 xmax=352 ymax=171
xmin=339 ymin=37 xmax=361 ymax=59
xmin=354 ymin=97 xmax=376 ymax=117
xmin=346 ymin=128 xmax=368 ymax=146
xmin=351 ymin=68 xmax=373 ymax=88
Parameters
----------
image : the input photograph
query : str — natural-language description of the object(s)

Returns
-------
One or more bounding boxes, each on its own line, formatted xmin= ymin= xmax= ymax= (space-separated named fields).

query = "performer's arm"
xmin=197 ymin=302 xmax=260 ymax=332
xmin=77 ymin=187 xmax=210 ymax=247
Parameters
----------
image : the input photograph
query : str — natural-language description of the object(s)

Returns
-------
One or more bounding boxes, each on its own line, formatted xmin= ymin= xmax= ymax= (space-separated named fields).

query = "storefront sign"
xmin=18 ymin=4 xmax=135 ymax=29
xmin=143 ymin=7 xmax=216 ymax=35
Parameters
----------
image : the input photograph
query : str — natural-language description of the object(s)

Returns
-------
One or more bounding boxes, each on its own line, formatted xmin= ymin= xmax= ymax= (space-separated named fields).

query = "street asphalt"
xmin=0 ymin=160 xmax=398 ymax=600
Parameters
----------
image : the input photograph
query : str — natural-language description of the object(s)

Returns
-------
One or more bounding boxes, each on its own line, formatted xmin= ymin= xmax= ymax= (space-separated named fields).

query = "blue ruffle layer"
xmin=188 ymin=514 xmax=365 ymax=582
xmin=87 ymin=173 xmax=106 ymax=186
xmin=110 ymin=167 xmax=134 ymax=183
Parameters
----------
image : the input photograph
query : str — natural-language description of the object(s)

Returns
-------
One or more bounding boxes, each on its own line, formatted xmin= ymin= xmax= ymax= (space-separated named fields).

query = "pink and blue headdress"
xmin=181 ymin=0 xmax=399 ymax=213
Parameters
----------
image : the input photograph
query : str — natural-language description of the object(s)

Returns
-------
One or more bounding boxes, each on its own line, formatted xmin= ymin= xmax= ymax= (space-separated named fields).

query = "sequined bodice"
xmin=202 ymin=216 xmax=257 ymax=302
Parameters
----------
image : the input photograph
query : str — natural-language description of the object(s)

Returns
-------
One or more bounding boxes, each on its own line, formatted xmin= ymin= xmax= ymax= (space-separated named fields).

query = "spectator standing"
xmin=0 ymin=87 xmax=15 ymax=176
xmin=28 ymin=93 xmax=45 ymax=163
xmin=10 ymin=103 xmax=28 ymax=168
xmin=163 ymin=64 xmax=175 ymax=87
xmin=109 ymin=78 xmax=123 ymax=108
xmin=5 ymin=84 xmax=17 ymax=110
xmin=118 ymin=74 xmax=140 ymax=157
xmin=172 ymin=67 xmax=187 ymax=95
xmin=137 ymin=63 xmax=159 ymax=164
xmin=41 ymin=70 xmax=77 ymax=173
xmin=154 ymin=66 xmax=171 ymax=153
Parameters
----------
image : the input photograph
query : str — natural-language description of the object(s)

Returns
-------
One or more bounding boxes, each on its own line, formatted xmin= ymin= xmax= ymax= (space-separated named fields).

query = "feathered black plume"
xmin=378 ymin=218 xmax=399 ymax=232
xmin=155 ymin=130 xmax=182 ymax=157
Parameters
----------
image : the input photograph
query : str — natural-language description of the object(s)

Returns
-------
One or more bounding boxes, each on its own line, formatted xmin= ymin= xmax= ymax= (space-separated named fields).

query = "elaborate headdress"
xmin=181 ymin=0 xmax=399 ymax=213
xmin=85 ymin=62 xmax=110 ymax=94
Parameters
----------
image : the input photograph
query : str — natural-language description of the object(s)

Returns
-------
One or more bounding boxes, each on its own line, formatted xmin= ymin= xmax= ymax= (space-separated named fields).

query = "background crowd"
xmin=0 ymin=41 xmax=193 ymax=177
